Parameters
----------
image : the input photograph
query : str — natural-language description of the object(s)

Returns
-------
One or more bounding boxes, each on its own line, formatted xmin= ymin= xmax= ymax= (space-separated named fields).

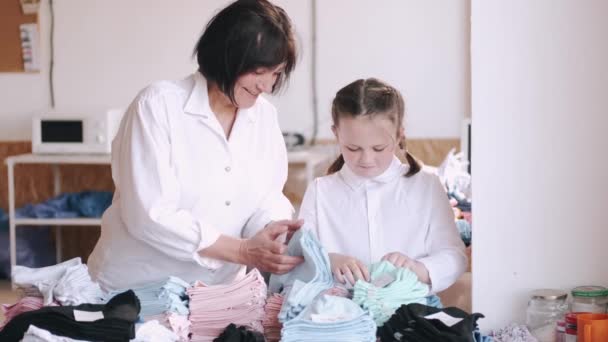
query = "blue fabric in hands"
xmin=268 ymin=228 xmax=334 ymax=323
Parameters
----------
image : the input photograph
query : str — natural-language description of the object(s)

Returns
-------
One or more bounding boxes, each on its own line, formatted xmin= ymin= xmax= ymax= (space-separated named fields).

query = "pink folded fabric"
xmin=144 ymin=312 xmax=190 ymax=342
xmin=1 ymin=297 xmax=45 ymax=329
xmin=187 ymin=269 xmax=267 ymax=342
xmin=262 ymin=294 xmax=284 ymax=342
xmin=323 ymin=286 xmax=350 ymax=298
xmin=261 ymin=286 xmax=349 ymax=342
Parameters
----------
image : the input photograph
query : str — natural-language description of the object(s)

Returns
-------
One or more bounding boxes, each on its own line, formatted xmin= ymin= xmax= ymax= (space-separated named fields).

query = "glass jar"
xmin=564 ymin=312 xmax=579 ymax=342
xmin=570 ymin=286 xmax=608 ymax=313
xmin=555 ymin=320 xmax=566 ymax=342
xmin=526 ymin=289 xmax=569 ymax=342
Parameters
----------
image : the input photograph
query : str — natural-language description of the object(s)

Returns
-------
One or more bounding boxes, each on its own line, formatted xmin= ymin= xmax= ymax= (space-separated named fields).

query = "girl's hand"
xmin=328 ymin=253 xmax=370 ymax=286
xmin=382 ymin=252 xmax=431 ymax=284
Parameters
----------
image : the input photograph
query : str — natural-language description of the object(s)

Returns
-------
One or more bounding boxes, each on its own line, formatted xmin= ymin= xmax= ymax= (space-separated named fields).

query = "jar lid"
xmin=571 ymin=285 xmax=608 ymax=297
xmin=531 ymin=289 xmax=568 ymax=300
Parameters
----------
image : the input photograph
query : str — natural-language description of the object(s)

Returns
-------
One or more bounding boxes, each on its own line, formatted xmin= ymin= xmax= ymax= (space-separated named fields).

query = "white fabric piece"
xmin=53 ymin=264 xmax=104 ymax=305
xmin=307 ymin=295 xmax=363 ymax=323
xmin=298 ymin=156 xmax=467 ymax=293
xmin=88 ymin=72 xmax=293 ymax=291
xmin=12 ymin=258 xmax=103 ymax=306
xmin=131 ymin=320 xmax=179 ymax=342
xmin=21 ymin=325 xmax=87 ymax=342
xmin=12 ymin=258 xmax=82 ymax=303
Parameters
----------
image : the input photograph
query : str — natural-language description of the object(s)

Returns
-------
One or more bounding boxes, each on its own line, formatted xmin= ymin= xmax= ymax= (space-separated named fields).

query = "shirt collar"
xmin=183 ymin=72 xmax=257 ymax=123
xmin=339 ymin=156 xmax=408 ymax=190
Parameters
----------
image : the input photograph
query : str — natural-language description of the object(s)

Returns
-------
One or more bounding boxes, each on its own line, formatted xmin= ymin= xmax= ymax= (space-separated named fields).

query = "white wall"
xmin=0 ymin=0 xmax=468 ymax=141
xmin=472 ymin=0 xmax=608 ymax=330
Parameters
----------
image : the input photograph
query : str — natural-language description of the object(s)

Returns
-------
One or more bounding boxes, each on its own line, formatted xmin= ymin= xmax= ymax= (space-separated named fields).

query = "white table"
xmin=4 ymin=149 xmax=330 ymax=276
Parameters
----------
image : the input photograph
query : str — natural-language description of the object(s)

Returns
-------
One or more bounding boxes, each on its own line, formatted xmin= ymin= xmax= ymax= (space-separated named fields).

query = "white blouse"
xmin=298 ymin=156 xmax=467 ymax=293
xmin=88 ymin=72 xmax=293 ymax=291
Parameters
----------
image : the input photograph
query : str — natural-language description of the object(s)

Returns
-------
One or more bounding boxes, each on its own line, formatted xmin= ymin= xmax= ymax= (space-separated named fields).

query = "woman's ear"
xmin=331 ymin=125 xmax=339 ymax=140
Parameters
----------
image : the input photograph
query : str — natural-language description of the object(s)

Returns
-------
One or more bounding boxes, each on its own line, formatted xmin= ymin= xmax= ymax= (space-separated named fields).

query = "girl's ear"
xmin=398 ymin=126 xmax=405 ymax=141
xmin=398 ymin=126 xmax=406 ymax=149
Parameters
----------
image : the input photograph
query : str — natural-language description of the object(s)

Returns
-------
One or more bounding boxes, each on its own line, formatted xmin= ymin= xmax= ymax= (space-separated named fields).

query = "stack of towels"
xmin=262 ymin=293 xmax=284 ymax=342
xmin=281 ymin=294 xmax=377 ymax=342
xmin=187 ymin=269 xmax=267 ymax=342
xmin=104 ymin=276 xmax=191 ymax=341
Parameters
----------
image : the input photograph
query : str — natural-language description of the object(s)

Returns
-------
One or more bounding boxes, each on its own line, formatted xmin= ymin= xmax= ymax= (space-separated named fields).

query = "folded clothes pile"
xmin=0 ymin=290 xmax=140 ymax=342
xmin=281 ymin=294 xmax=377 ymax=342
xmin=104 ymin=276 xmax=190 ymax=341
xmin=1 ymin=297 xmax=46 ymax=329
xmin=377 ymin=303 xmax=485 ymax=342
xmin=262 ymin=293 xmax=284 ymax=342
xmin=188 ymin=269 xmax=267 ymax=342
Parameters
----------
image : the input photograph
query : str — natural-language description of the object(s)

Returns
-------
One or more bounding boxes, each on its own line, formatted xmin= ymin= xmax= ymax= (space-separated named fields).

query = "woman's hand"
xmin=329 ymin=253 xmax=370 ymax=286
xmin=381 ymin=252 xmax=430 ymax=284
xmin=239 ymin=219 xmax=304 ymax=274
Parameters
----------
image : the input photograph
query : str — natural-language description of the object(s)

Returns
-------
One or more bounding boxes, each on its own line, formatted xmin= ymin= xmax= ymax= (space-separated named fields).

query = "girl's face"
xmin=233 ymin=63 xmax=285 ymax=108
xmin=333 ymin=115 xmax=401 ymax=178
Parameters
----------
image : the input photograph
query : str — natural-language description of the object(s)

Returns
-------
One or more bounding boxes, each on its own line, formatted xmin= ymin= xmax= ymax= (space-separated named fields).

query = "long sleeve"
xmin=241 ymin=108 xmax=294 ymax=238
xmin=417 ymin=176 xmax=468 ymax=293
xmin=114 ymin=93 xmax=222 ymax=268
xmin=297 ymin=179 xmax=319 ymax=238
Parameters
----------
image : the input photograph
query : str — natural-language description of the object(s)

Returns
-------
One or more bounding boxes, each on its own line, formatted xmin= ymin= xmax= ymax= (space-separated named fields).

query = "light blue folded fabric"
xmin=426 ymin=294 xmax=443 ymax=308
xmin=281 ymin=294 xmax=377 ymax=342
xmin=104 ymin=276 xmax=190 ymax=317
xmin=353 ymin=260 xmax=429 ymax=326
xmin=269 ymin=229 xmax=334 ymax=322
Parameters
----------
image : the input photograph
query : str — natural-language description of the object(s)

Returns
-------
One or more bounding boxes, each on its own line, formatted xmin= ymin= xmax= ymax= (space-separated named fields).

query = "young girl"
xmin=298 ymin=78 xmax=467 ymax=293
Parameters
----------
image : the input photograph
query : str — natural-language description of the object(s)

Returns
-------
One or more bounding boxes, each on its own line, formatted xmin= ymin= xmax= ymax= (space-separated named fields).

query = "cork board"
xmin=0 ymin=0 xmax=39 ymax=72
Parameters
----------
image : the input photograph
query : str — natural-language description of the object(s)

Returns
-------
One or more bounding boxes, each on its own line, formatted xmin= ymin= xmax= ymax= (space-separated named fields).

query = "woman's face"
xmin=233 ymin=64 xmax=285 ymax=108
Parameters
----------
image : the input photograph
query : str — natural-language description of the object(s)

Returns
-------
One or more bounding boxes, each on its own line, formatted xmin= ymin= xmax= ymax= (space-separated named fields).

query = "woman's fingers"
xmin=357 ymin=261 xmax=371 ymax=282
xmin=333 ymin=268 xmax=345 ymax=284
xmin=341 ymin=265 xmax=356 ymax=286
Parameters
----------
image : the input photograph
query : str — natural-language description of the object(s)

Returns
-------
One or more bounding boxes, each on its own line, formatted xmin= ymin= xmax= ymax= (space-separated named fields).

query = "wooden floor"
xmin=0 ymin=280 xmax=19 ymax=322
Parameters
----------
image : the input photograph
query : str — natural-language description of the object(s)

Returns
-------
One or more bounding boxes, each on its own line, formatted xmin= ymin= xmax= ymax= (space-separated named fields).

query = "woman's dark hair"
xmin=327 ymin=78 xmax=421 ymax=177
xmin=194 ymin=0 xmax=297 ymax=103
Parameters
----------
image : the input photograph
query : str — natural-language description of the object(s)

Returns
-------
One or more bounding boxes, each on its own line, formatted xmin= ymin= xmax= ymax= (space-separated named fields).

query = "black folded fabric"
xmin=213 ymin=323 xmax=265 ymax=342
xmin=378 ymin=303 xmax=484 ymax=342
xmin=0 ymin=290 xmax=140 ymax=342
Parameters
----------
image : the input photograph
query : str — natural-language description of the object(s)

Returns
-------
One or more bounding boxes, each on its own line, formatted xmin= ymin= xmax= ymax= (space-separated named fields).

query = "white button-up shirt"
xmin=88 ymin=72 xmax=293 ymax=291
xmin=298 ymin=157 xmax=466 ymax=293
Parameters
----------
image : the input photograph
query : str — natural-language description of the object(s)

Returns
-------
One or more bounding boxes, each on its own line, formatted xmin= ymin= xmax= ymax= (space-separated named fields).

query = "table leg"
xmin=8 ymin=161 xmax=16 ymax=288
xmin=52 ymin=165 xmax=62 ymax=263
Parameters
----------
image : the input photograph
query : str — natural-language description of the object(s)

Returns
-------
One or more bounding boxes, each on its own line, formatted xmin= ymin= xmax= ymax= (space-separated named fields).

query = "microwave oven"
xmin=32 ymin=109 xmax=124 ymax=154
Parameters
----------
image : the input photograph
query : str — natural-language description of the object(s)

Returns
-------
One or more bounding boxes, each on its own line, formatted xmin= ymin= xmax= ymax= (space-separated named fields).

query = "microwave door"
xmin=41 ymin=120 xmax=83 ymax=143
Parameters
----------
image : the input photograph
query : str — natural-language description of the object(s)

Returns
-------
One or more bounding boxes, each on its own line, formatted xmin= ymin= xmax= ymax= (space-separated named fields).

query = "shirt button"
xmin=225 ymin=200 xmax=231 ymax=206
xmin=225 ymin=166 xmax=231 ymax=172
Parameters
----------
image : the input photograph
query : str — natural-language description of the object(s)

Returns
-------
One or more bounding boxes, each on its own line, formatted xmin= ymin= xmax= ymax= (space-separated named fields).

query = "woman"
xmin=88 ymin=0 xmax=303 ymax=291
